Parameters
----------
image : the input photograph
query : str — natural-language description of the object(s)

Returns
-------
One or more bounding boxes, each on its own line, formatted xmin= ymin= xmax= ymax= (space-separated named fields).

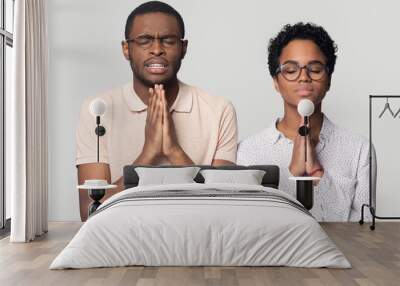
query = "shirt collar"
xmin=269 ymin=120 xmax=282 ymax=145
xmin=319 ymin=114 xmax=334 ymax=141
xmin=122 ymin=82 xmax=147 ymax=112
xmin=269 ymin=114 xmax=334 ymax=145
xmin=122 ymin=81 xmax=193 ymax=113
xmin=169 ymin=81 xmax=193 ymax=113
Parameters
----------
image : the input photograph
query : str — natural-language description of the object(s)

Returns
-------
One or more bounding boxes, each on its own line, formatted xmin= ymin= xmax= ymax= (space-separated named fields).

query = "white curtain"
xmin=8 ymin=0 xmax=48 ymax=242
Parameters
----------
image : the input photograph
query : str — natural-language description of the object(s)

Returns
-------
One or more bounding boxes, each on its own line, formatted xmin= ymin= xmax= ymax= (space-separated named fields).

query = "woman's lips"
xmin=296 ymin=87 xmax=313 ymax=96
xmin=297 ymin=89 xmax=313 ymax=96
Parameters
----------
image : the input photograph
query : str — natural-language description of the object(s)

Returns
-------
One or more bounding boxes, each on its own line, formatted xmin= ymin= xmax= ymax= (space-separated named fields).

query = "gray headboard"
xmin=123 ymin=165 xmax=280 ymax=189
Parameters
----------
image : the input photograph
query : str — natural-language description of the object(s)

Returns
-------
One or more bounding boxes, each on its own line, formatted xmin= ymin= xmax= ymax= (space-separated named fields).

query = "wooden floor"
xmin=0 ymin=222 xmax=399 ymax=286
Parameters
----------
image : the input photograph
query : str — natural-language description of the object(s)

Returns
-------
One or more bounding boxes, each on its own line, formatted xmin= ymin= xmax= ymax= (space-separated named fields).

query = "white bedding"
xmin=50 ymin=183 xmax=351 ymax=269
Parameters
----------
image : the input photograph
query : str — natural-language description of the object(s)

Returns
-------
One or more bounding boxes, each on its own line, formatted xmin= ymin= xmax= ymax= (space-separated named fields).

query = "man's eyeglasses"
xmin=126 ymin=35 xmax=184 ymax=50
xmin=276 ymin=61 xmax=329 ymax=81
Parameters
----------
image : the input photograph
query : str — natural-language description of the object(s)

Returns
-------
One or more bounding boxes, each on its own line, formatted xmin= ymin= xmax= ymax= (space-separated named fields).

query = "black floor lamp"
xmin=77 ymin=99 xmax=116 ymax=216
xmin=290 ymin=99 xmax=320 ymax=210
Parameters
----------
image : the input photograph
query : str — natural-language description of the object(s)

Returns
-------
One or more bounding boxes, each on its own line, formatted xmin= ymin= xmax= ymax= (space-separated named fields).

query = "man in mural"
xmin=76 ymin=1 xmax=237 ymax=221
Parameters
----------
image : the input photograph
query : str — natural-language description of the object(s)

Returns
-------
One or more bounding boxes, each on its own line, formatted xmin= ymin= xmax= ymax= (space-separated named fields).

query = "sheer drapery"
xmin=8 ymin=0 xmax=48 ymax=242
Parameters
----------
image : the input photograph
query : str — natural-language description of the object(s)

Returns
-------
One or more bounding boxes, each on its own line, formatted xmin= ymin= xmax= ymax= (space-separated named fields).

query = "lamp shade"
xmin=89 ymin=99 xmax=106 ymax=117
xmin=297 ymin=99 xmax=314 ymax=117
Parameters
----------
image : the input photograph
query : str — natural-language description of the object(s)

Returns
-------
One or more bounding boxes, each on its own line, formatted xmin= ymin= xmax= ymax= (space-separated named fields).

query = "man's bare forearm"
xmin=166 ymin=146 xmax=194 ymax=165
xmin=100 ymin=176 xmax=124 ymax=202
xmin=101 ymin=152 xmax=158 ymax=201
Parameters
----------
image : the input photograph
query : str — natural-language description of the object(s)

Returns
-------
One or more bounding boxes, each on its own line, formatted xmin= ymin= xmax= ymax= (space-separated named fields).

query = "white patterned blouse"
xmin=237 ymin=115 xmax=376 ymax=222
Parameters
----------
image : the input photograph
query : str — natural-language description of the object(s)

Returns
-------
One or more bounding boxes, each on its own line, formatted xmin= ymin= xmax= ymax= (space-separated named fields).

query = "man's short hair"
xmin=125 ymin=1 xmax=185 ymax=40
xmin=268 ymin=22 xmax=338 ymax=77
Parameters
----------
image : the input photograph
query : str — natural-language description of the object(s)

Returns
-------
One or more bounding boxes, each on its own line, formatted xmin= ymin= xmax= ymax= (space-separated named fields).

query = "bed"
xmin=50 ymin=165 xmax=350 ymax=269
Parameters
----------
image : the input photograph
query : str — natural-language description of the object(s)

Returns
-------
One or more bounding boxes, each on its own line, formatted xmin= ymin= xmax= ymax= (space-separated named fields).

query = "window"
xmin=0 ymin=0 xmax=14 ymax=235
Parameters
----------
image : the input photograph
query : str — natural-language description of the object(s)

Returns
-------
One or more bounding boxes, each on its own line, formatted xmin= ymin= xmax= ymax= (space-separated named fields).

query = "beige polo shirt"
xmin=76 ymin=81 xmax=238 ymax=182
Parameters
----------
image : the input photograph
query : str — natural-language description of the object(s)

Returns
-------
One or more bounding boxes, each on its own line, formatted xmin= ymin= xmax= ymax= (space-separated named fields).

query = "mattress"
xmin=50 ymin=183 xmax=351 ymax=269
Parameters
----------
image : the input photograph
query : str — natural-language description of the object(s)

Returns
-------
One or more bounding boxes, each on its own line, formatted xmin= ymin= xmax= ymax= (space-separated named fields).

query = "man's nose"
xmin=150 ymin=38 xmax=165 ymax=56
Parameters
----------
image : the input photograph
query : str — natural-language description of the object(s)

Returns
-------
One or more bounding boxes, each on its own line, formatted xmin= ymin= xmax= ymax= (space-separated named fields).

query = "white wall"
xmin=48 ymin=0 xmax=400 ymax=221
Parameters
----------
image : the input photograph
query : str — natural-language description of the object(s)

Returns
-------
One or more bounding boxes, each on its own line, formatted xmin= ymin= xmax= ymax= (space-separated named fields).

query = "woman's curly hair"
xmin=268 ymin=22 xmax=338 ymax=77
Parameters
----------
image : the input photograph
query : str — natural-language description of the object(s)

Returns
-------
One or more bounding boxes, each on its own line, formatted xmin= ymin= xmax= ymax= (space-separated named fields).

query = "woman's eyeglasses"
xmin=276 ymin=61 xmax=329 ymax=81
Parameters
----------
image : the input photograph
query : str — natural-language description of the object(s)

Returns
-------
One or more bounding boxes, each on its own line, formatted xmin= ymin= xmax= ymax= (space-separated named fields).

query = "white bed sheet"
xmin=50 ymin=183 xmax=350 ymax=269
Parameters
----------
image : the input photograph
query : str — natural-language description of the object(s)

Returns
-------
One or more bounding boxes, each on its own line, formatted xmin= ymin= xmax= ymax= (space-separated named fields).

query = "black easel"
xmin=359 ymin=95 xmax=400 ymax=230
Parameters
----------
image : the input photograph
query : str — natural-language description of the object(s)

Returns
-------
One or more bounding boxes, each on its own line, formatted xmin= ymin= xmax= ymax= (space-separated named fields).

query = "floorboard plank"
xmin=0 ymin=222 xmax=399 ymax=286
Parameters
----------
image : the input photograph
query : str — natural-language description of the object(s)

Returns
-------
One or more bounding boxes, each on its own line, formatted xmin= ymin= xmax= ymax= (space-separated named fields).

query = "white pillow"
xmin=200 ymin=169 xmax=266 ymax=185
xmin=135 ymin=167 xmax=201 ymax=186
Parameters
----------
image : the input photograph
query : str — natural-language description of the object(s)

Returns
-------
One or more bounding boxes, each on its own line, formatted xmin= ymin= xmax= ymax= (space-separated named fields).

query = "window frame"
xmin=0 ymin=0 xmax=14 ymax=234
